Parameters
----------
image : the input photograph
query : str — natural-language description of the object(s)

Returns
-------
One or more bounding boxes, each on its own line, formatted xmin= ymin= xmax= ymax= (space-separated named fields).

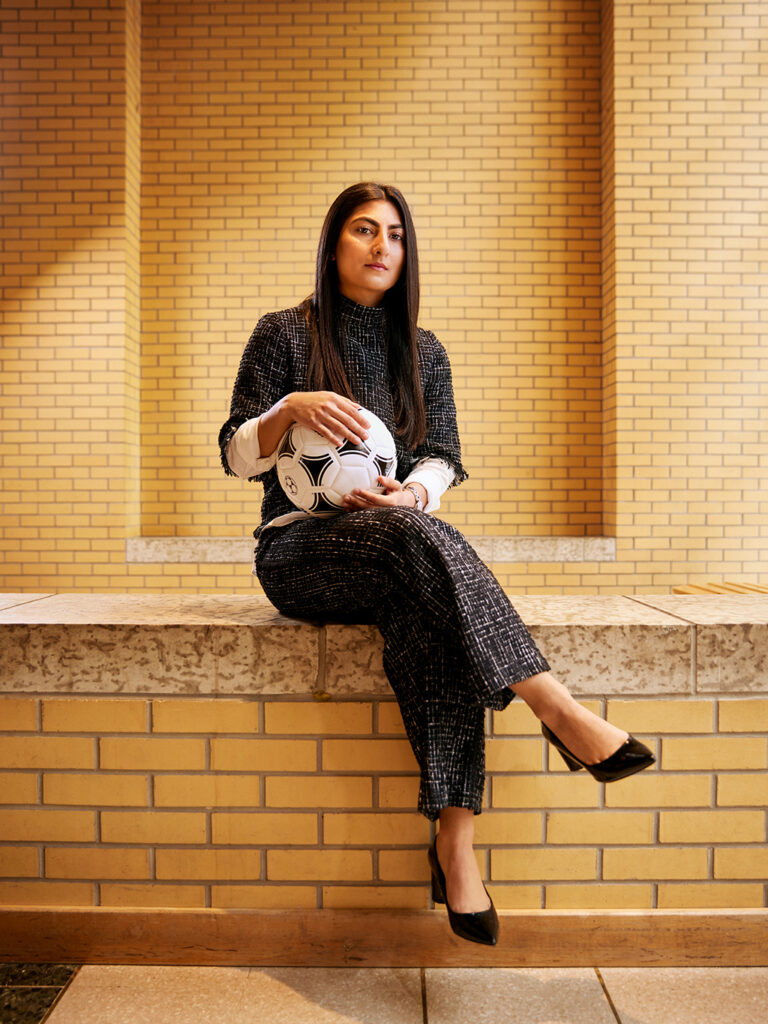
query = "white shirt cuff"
xmin=226 ymin=416 xmax=277 ymax=478
xmin=402 ymin=458 xmax=456 ymax=513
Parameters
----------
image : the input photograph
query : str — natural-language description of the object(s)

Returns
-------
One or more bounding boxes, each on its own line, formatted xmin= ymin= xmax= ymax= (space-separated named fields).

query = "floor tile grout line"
xmin=39 ymin=965 xmax=82 ymax=1024
xmin=594 ymin=966 xmax=624 ymax=1024
xmin=420 ymin=966 xmax=428 ymax=1024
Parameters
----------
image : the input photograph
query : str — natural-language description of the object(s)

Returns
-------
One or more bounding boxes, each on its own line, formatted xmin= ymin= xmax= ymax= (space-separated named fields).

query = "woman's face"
xmin=333 ymin=199 xmax=406 ymax=307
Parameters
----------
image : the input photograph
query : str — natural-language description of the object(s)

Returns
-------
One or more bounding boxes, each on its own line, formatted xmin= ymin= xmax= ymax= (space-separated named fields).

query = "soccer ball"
xmin=275 ymin=408 xmax=398 ymax=516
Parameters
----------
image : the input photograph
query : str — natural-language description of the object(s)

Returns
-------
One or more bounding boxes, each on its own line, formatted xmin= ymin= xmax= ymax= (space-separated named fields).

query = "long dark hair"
xmin=302 ymin=182 xmax=426 ymax=449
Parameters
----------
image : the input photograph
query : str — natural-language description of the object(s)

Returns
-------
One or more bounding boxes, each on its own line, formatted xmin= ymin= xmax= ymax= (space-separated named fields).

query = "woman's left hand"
xmin=341 ymin=476 xmax=423 ymax=511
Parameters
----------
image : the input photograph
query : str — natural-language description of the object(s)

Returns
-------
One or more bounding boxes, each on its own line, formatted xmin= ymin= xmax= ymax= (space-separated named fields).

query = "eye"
xmin=356 ymin=225 xmax=372 ymax=235
xmin=390 ymin=232 xmax=404 ymax=243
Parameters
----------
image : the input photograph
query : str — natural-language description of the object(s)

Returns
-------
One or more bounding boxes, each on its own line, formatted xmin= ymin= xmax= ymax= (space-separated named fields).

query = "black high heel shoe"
xmin=541 ymin=722 xmax=655 ymax=782
xmin=428 ymin=838 xmax=499 ymax=946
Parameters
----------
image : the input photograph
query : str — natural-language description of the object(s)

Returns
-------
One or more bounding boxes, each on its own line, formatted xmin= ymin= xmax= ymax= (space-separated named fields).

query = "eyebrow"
xmin=352 ymin=216 xmax=404 ymax=230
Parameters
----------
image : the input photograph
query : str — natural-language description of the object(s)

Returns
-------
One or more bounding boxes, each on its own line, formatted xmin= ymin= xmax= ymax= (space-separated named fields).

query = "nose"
xmin=373 ymin=231 xmax=389 ymax=256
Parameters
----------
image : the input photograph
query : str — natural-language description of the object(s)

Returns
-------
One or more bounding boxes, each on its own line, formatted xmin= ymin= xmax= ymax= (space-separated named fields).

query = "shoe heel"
xmin=431 ymin=875 xmax=445 ymax=904
xmin=558 ymin=749 xmax=584 ymax=772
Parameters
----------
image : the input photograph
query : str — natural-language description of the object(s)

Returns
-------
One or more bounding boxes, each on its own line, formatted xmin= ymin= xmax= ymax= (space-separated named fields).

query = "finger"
xmin=333 ymin=405 xmax=371 ymax=441
xmin=350 ymin=488 xmax=392 ymax=505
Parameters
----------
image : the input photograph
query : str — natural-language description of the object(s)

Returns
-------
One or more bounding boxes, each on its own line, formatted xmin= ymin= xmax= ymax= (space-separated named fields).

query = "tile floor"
xmin=1 ymin=964 xmax=767 ymax=1024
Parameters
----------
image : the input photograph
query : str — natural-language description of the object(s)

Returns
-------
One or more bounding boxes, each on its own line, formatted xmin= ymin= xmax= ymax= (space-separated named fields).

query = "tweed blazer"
xmin=219 ymin=295 xmax=468 ymax=533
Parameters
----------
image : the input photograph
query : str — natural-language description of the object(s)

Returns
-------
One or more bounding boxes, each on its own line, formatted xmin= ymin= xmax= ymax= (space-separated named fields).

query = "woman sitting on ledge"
xmin=219 ymin=182 xmax=655 ymax=947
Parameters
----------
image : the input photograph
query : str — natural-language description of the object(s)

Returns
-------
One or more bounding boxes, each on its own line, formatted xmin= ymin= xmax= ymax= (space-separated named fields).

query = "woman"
xmin=219 ymin=182 xmax=654 ymax=946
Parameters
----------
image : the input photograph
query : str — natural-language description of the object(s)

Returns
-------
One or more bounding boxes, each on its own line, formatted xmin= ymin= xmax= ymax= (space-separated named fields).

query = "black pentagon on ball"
xmin=374 ymin=455 xmax=396 ymax=476
xmin=337 ymin=438 xmax=371 ymax=457
xmin=300 ymin=453 xmax=337 ymax=486
xmin=311 ymin=491 xmax=344 ymax=514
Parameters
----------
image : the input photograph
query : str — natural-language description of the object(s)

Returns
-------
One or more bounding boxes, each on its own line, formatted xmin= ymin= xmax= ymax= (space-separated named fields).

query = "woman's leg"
xmin=512 ymin=671 xmax=628 ymax=764
xmin=435 ymin=806 xmax=490 ymax=914
xmin=256 ymin=511 xmax=497 ymax=818
xmin=256 ymin=510 xmax=634 ymax=916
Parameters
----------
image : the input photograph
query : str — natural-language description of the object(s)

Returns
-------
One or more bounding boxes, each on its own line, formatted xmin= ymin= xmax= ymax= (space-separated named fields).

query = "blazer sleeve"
xmin=218 ymin=313 xmax=291 ymax=481
xmin=411 ymin=332 xmax=469 ymax=486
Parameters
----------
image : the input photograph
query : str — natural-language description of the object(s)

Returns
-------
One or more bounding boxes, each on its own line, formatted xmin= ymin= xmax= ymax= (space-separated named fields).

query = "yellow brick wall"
xmin=138 ymin=0 xmax=603 ymax=543
xmin=599 ymin=0 xmax=768 ymax=594
xmin=1 ymin=0 xmax=767 ymax=594
xmin=1 ymin=694 xmax=766 ymax=910
xmin=0 ymin=0 xmax=141 ymax=591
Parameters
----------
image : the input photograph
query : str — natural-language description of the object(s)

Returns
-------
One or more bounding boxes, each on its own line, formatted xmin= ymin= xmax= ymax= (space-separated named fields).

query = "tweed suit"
xmin=220 ymin=296 xmax=550 ymax=819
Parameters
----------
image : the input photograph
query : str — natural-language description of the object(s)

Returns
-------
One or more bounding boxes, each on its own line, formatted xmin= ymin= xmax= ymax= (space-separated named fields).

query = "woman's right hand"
xmin=257 ymin=391 xmax=370 ymax=457
xmin=283 ymin=392 xmax=370 ymax=446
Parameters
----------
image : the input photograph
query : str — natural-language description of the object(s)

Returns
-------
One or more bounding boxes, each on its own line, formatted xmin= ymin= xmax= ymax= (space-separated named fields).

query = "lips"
xmin=365 ymin=263 xmax=388 ymax=270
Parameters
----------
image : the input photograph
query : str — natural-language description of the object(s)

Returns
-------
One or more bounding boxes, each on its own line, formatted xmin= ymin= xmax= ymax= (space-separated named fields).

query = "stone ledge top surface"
xmin=0 ymin=592 xmax=714 ymax=627
xmin=1 ymin=592 xmax=767 ymax=628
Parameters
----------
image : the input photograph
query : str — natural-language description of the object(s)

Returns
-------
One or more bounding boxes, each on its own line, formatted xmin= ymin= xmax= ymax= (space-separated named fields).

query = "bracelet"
xmin=404 ymin=484 xmax=424 ymax=512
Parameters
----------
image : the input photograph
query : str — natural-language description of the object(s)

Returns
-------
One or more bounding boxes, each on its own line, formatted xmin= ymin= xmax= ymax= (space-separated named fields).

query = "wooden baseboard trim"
xmin=1 ymin=907 xmax=766 ymax=967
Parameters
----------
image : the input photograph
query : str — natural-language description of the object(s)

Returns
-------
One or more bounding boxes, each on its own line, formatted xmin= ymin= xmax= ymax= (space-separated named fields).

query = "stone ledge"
xmin=125 ymin=535 xmax=617 ymax=564
xmin=1 ymin=593 xmax=767 ymax=697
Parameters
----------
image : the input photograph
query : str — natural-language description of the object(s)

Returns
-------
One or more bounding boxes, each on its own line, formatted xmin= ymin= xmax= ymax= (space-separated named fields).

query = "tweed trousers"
xmin=255 ymin=507 xmax=550 ymax=820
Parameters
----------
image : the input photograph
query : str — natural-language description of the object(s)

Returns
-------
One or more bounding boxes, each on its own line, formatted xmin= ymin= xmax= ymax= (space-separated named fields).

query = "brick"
xmin=492 ymin=774 xmax=600 ymax=809
xmin=658 ymin=883 xmax=765 ymax=909
xmin=0 ymin=698 xmax=37 ymax=731
xmin=212 ymin=739 xmax=316 ymax=772
xmin=45 ymin=847 xmax=150 ymax=880
xmin=603 ymin=848 xmax=709 ymax=881
xmin=211 ymin=885 xmax=317 ymax=909
xmin=100 ymin=738 xmax=205 ymax=771
xmin=714 ymin=848 xmax=768 ymax=880
xmin=323 ymin=812 xmax=428 ymax=846
xmin=265 ymin=702 xmax=371 ymax=734
xmin=717 ymin=774 xmax=768 ymax=807
xmin=0 ymin=846 xmax=39 ymax=878
xmin=152 ymin=699 xmax=259 ymax=734
xmin=265 ymin=776 xmax=371 ymax=809
xmin=100 ymin=883 xmax=206 ymax=908
xmin=376 ymin=703 xmax=406 ymax=735
xmin=545 ymin=884 xmax=653 ymax=910
xmin=154 ymin=774 xmax=260 ymax=808
xmin=101 ymin=811 xmax=206 ymax=845
xmin=377 ymin=776 xmax=420 ymax=809
xmin=0 ymin=882 xmax=94 ymax=907
xmin=605 ymin=773 xmax=712 ymax=808
xmin=547 ymin=811 xmax=653 ymax=845
xmin=378 ymin=850 xmax=431 ymax=883
xmin=322 ymin=885 xmax=427 ymax=909
xmin=0 ymin=809 xmax=94 ymax=843
xmin=0 ymin=772 xmax=38 ymax=804
xmin=0 ymin=737 xmax=94 ymax=770
xmin=43 ymin=699 xmax=147 ymax=733
xmin=492 ymin=849 xmax=597 ymax=882
xmin=156 ymin=849 xmax=262 ymax=881
xmin=473 ymin=812 xmax=542 ymax=846
xmin=486 ymin=739 xmax=542 ymax=773
xmin=322 ymin=740 xmax=416 ymax=772
xmin=212 ymin=812 xmax=317 ymax=846
xmin=659 ymin=810 xmax=765 ymax=844
xmin=486 ymin=885 xmax=543 ymax=910
xmin=661 ymin=737 xmax=766 ymax=771
xmin=607 ymin=699 xmax=714 ymax=733
xmin=267 ymin=850 xmax=372 ymax=882
xmin=44 ymin=773 xmax=147 ymax=807
xmin=492 ymin=703 xmax=546 ymax=736
xmin=718 ymin=700 xmax=768 ymax=733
